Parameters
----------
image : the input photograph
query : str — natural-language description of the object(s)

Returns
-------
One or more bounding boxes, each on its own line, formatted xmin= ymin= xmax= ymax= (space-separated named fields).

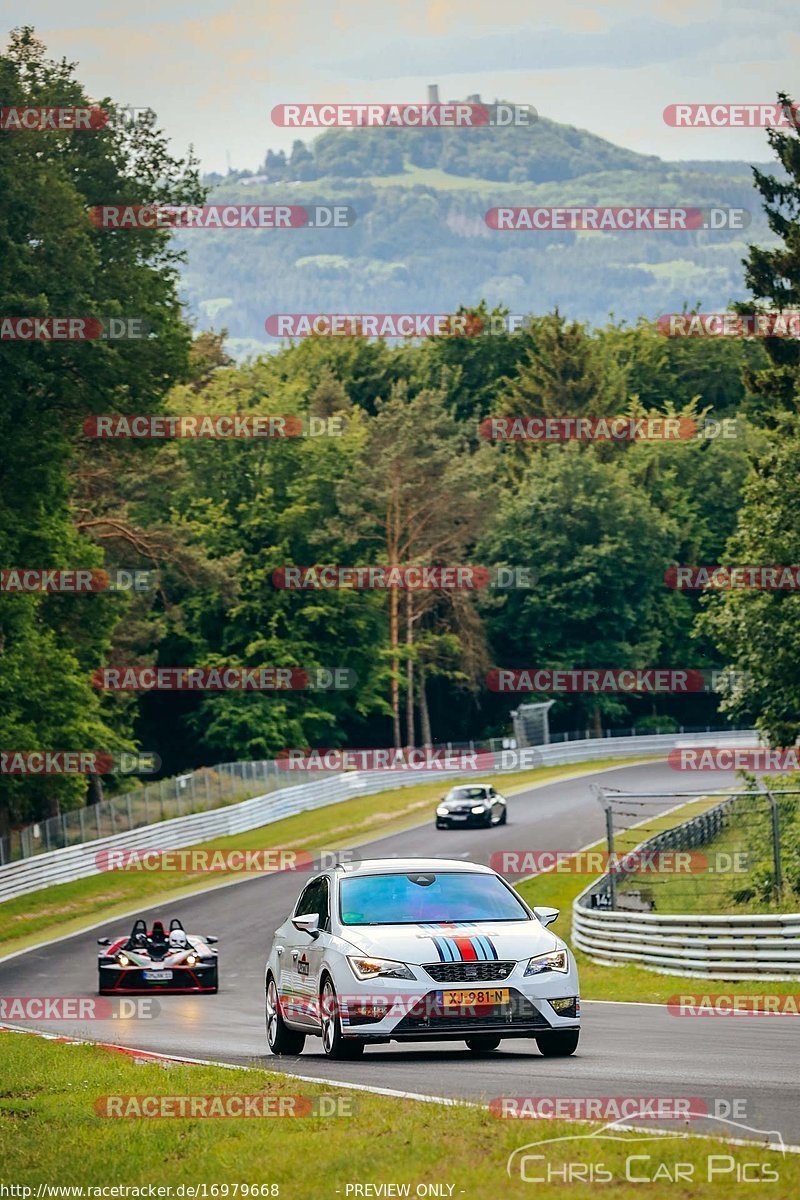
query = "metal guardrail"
xmin=573 ymin=789 xmax=800 ymax=980
xmin=0 ymin=728 xmax=759 ymax=905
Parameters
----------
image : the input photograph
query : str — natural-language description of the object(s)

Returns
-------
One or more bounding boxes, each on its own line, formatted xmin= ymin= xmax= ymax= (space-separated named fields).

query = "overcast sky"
xmin=5 ymin=0 xmax=798 ymax=173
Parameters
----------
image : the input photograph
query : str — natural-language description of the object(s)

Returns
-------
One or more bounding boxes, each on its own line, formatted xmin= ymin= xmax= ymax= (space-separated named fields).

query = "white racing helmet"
xmin=168 ymin=929 xmax=188 ymax=950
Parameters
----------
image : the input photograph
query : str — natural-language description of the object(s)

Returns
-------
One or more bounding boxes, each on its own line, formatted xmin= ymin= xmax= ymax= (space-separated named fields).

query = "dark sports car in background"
xmin=97 ymin=917 xmax=219 ymax=993
xmin=436 ymin=784 xmax=508 ymax=829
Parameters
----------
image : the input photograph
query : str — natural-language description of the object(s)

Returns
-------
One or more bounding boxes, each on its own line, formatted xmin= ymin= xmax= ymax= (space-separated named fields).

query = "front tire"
xmin=535 ymin=1029 xmax=579 ymax=1057
xmin=266 ymin=975 xmax=306 ymax=1055
xmin=465 ymin=1034 xmax=501 ymax=1054
xmin=499 ymin=807 xmax=508 ymax=825
xmin=320 ymin=976 xmax=365 ymax=1059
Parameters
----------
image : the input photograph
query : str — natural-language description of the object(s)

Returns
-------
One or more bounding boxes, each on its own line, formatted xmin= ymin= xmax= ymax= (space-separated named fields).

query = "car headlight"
xmin=524 ymin=949 xmax=569 ymax=976
xmin=186 ymin=952 xmax=197 ymax=965
xmin=347 ymin=956 xmax=415 ymax=981
xmin=116 ymin=953 xmax=130 ymax=967
xmin=471 ymin=805 xmax=487 ymax=814
xmin=436 ymin=806 xmax=449 ymax=816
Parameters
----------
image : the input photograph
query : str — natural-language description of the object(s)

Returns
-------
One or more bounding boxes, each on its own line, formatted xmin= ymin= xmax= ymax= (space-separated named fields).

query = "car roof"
xmin=335 ymin=857 xmax=495 ymax=876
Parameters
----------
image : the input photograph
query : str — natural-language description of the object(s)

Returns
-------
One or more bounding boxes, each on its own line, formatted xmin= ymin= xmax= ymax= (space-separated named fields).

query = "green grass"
xmin=0 ymin=758 xmax=648 ymax=959
xmin=516 ymin=795 xmax=800 ymax=1004
xmin=0 ymin=1033 xmax=794 ymax=1196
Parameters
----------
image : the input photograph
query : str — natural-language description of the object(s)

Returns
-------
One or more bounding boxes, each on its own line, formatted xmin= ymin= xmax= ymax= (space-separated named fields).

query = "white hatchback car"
xmin=264 ymin=858 xmax=580 ymax=1059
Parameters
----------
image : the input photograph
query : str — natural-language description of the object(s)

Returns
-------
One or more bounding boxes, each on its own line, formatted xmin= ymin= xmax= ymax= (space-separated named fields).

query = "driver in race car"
xmin=168 ymin=929 xmax=188 ymax=953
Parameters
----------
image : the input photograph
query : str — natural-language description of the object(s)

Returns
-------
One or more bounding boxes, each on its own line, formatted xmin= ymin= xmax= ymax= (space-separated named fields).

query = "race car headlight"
xmin=116 ymin=953 xmax=130 ymax=967
xmin=524 ymin=949 xmax=569 ymax=976
xmin=471 ymin=805 xmax=487 ymax=814
xmin=186 ymin=952 xmax=198 ymax=965
xmin=436 ymin=806 xmax=449 ymax=816
xmin=347 ymin=956 xmax=415 ymax=981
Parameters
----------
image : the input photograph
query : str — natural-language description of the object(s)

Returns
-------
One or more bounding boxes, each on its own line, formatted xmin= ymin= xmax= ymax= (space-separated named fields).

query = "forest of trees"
xmin=2 ymin=31 xmax=800 ymax=834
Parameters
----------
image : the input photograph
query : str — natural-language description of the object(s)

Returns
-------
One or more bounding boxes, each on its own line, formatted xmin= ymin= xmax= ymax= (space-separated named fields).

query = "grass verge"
xmin=0 ymin=1031 xmax=793 ymax=1197
xmin=0 ymin=758 xmax=649 ymax=958
xmin=516 ymin=795 xmax=800 ymax=1004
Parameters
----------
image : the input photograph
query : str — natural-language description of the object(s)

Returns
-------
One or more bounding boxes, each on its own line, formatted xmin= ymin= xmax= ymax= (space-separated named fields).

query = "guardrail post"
xmin=605 ymin=804 xmax=616 ymax=910
xmin=79 ymin=807 xmax=87 ymax=842
xmin=126 ymin=794 xmax=134 ymax=831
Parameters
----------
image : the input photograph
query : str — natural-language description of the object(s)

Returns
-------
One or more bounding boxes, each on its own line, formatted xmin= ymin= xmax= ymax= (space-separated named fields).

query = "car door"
xmin=283 ymin=875 xmax=331 ymax=1029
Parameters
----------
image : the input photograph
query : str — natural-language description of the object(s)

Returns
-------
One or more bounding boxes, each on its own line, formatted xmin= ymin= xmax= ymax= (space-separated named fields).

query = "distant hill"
xmin=183 ymin=115 xmax=780 ymax=359
xmin=250 ymin=116 xmax=662 ymax=185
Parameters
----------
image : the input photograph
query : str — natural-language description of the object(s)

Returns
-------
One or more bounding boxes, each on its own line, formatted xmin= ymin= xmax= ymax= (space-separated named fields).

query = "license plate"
xmin=450 ymin=814 xmax=468 ymax=820
xmin=439 ymin=988 xmax=509 ymax=1008
xmin=143 ymin=969 xmax=173 ymax=981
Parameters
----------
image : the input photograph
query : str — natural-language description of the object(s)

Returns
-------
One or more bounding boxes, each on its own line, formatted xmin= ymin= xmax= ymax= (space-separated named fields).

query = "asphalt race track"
xmin=2 ymin=760 xmax=798 ymax=1147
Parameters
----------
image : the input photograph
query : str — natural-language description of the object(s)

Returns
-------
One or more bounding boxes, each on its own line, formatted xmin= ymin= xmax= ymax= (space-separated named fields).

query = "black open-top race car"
xmin=97 ymin=917 xmax=219 ymax=993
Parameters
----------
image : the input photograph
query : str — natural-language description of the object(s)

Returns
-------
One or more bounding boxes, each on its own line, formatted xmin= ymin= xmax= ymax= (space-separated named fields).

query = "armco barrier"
xmin=0 ymin=729 xmax=757 ymax=904
xmin=573 ymin=781 xmax=800 ymax=981
xmin=572 ymin=906 xmax=800 ymax=981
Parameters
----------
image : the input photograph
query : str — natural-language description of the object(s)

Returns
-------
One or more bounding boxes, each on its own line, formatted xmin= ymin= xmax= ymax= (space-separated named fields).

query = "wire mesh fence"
xmin=0 ymin=760 xmax=334 ymax=865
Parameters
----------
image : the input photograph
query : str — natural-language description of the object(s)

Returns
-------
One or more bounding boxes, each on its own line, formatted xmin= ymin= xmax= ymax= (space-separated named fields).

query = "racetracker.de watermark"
xmin=0 ymin=106 xmax=108 ymax=130
xmin=1 ymin=568 xmax=154 ymax=593
xmin=83 ymin=415 xmax=343 ymax=439
xmin=668 ymin=747 xmax=800 ymax=771
xmin=94 ymin=848 xmax=361 ymax=873
xmin=658 ymin=313 xmax=800 ymax=338
xmin=667 ymin=994 xmax=800 ymax=1016
xmin=89 ymin=205 xmax=355 ymax=229
xmin=1 ymin=751 xmax=159 ymax=775
xmin=275 ymin=747 xmax=543 ymax=772
xmin=486 ymin=668 xmax=706 ymax=693
xmin=95 ymin=1094 xmax=356 ymax=1118
xmin=271 ymin=565 xmax=534 ymax=590
xmin=271 ymin=102 xmax=536 ymax=127
xmin=665 ymin=565 xmax=800 ymax=589
xmin=485 ymin=207 xmax=749 ymax=231
xmin=0 ymin=996 xmax=158 ymax=1019
xmin=92 ymin=667 xmax=355 ymax=691
xmin=489 ymin=849 xmax=749 ymax=876
xmin=490 ymin=1096 xmax=744 ymax=1120
xmin=663 ymin=102 xmax=800 ymax=127
xmin=481 ymin=416 xmax=738 ymax=441
xmin=266 ymin=313 xmax=572 ymax=338
xmin=1 ymin=317 xmax=151 ymax=340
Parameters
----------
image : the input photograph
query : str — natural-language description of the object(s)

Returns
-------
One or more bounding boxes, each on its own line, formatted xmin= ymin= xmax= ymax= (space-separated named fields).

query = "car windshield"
xmin=339 ymin=871 xmax=529 ymax=925
xmin=446 ymin=787 xmax=487 ymax=800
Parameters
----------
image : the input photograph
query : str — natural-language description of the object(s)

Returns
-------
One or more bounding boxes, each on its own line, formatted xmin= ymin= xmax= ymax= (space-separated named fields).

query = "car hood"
xmin=341 ymin=920 xmax=560 ymax=965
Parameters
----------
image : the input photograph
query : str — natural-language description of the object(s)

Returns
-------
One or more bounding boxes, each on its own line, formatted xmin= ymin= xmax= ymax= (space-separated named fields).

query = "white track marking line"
xmin=1 ymin=1021 xmax=796 ymax=1151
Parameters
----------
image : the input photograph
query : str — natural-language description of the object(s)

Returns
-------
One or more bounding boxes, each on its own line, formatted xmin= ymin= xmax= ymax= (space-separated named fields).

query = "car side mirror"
xmin=533 ymin=906 xmax=559 ymax=928
xmin=292 ymin=913 xmax=320 ymax=938
xmin=205 ymin=936 xmax=218 ymax=944
xmin=96 ymin=937 xmax=111 ymax=945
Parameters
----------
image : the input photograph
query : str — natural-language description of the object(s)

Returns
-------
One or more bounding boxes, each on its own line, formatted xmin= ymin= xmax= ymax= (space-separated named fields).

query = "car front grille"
xmin=392 ymin=989 xmax=550 ymax=1034
xmin=423 ymin=960 xmax=516 ymax=983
